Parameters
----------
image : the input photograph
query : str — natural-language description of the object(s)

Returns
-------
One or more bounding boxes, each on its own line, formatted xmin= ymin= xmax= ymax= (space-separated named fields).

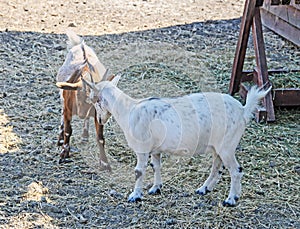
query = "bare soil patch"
xmin=1 ymin=0 xmax=299 ymax=228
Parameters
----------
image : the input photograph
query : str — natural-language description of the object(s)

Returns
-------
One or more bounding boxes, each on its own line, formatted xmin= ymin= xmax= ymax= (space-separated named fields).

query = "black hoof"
xmin=222 ymin=196 xmax=239 ymax=207
xmin=196 ymin=186 xmax=211 ymax=196
xmin=222 ymin=201 xmax=236 ymax=207
xmin=59 ymin=158 xmax=73 ymax=164
xmin=128 ymin=197 xmax=142 ymax=203
xmin=148 ymin=188 xmax=161 ymax=195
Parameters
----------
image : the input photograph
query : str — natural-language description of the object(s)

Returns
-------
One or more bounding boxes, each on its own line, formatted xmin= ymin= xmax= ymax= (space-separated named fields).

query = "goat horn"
xmin=103 ymin=69 xmax=110 ymax=80
xmin=56 ymin=81 xmax=83 ymax=90
xmin=87 ymin=61 xmax=96 ymax=77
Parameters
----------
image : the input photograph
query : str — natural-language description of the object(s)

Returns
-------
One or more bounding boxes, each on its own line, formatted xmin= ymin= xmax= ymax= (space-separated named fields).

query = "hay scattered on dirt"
xmin=1 ymin=3 xmax=300 ymax=228
xmin=0 ymin=109 xmax=22 ymax=153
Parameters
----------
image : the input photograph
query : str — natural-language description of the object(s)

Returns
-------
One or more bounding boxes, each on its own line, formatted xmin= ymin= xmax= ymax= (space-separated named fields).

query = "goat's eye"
xmin=96 ymin=100 xmax=102 ymax=109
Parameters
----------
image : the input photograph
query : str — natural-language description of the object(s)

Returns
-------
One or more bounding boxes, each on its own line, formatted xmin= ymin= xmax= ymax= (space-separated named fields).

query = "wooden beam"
xmin=241 ymin=84 xmax=300 ymax=107
xmin=229 ymin=0 xmax=257 ymax=95
xmin=241 ymin=69 xmax=300 ymax=81
xmin=241 ymin=71 xmax=255 ymax=82
xmin=239 ymin=83 xmax=249 ymax=100
xmin=270 ymin=0 xmax=291 ymax=4
xmin=267 ymin=69 xmax=300 ymax=74
xmin=252 ymin=7 xmax=276 ymax=121
xmin=292 ymin=0 xmax=300 ymax=10
xmin=260 ymin=7 xmax=300 ymax=46
xmin=262 ymin=5 xmax=300 ymax=29
xmin=273 ymin=88 xmax=300 ymax=106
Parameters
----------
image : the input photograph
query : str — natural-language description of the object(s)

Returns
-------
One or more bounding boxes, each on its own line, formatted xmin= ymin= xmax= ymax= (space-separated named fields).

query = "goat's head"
xmin=81 ymin=74 xmax=121 ymax=125
xmin=56 ymin=29 xmax=107 ymax=84
xmin=56 ymin=30 xmax=110 ymax=118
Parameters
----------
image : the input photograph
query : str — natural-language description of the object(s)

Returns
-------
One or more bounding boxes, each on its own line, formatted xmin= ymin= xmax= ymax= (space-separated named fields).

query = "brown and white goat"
xmin=56 ymin=30 xmax=111 ymax=171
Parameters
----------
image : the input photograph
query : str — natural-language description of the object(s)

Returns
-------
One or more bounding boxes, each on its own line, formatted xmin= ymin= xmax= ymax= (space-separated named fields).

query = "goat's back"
xmin=127 ymin=92 xmax=245 ymax=156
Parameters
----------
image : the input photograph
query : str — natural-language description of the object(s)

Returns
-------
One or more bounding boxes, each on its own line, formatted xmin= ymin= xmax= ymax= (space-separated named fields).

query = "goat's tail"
xmin=66 ymin=29 xmax=83 ymax=48
xmin=243 ymin=85 xmax=272 ymax=123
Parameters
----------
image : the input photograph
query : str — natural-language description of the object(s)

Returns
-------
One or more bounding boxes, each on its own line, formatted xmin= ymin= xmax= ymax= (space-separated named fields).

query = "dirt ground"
xmin=0 ymin=0 xmax=245 ymax=35
xmin=1 ymin=0 xmax=300 ymax=228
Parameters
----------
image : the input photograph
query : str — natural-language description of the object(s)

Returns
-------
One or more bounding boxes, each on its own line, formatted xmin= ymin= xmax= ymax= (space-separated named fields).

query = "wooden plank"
xmin=273 ymin=88 xmax=300 ymax=106
xmin=241 ymin=71 xmax=255 ymax=82
xmin=261 ymin=7 xmax=300 ymax=46
xmin=241 ymin=85 xmax=300 ymax=107
xmin=229 ymin=0 xmax=257 ymax=95
xmin=252 ymin=7 xmax=276 ymax=121
xmin=242 ymin=69 xmax=300 ymax=79
xmin=262 ymin=4 xmax=300 ymax=29
xmin=270 ymin=0 xmax=291 ymax=4
xmin=239 ymin=83 xmax=249 ymax=100
xmin=267 ymin=69 xmax=300 ymax=74
xmin=255 ymin=107 xmax=268 ymax=122
xmin=291 ymin=0 xmax=300 ymax=10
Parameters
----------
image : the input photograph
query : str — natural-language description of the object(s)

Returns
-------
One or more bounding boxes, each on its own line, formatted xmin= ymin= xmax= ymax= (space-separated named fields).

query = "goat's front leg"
xmin=148 ymin=153 xmax=162 ymax=195
xmin=128 ymin=152 xmax=149 ymax=202
xmin=196 ymin=150 xmax=223 ymax=195
xmin=59 ymin=111 xmax=72 ymax=163
xmin=57 ymin=114 xmax=64 ymax=146
xmin=94 ymin=115 xmax=111 ymax=172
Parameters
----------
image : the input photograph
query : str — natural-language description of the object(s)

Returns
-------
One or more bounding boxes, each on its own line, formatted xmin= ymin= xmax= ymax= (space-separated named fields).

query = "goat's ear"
xmin=66 ymin=29 xmax=83 ymax=49
xmin=102 ymin=69 xmax=110 ymax=81
xmin=110 ymin=74 xmax=121 ymax=86
xmin=106 ymin=74 xmax=115 ymax=81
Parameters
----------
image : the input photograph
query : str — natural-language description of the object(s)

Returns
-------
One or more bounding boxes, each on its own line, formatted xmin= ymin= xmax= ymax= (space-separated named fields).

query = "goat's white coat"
xmin=92 ymin=77 xmax=271 ymax=206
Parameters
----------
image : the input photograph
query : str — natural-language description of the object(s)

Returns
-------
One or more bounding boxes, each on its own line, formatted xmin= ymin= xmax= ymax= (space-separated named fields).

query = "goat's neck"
xmin=102 ymin=86 xmax=136 ymax=130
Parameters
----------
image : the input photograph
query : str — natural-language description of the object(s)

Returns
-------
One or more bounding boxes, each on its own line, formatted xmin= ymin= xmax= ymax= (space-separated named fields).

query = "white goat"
xmin=82 ymin=75 xmax=271 ymax=206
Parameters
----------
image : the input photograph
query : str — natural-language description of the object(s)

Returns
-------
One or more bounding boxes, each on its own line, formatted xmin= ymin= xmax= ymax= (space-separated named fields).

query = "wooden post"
xmin=229 ymin=0 xmax=276 ymax=122
xmin=252 ymin=7 xmax=275 ymax=121
xmin=229 ymin=0 xmax=257 ymax=95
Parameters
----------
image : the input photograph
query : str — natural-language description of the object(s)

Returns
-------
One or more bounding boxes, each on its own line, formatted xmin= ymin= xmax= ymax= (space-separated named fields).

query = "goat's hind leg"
xmin=220 ymin=151 xmax=243 ymax=207
xmin=59 ymin=106 xmax=73 ymax=163
xmin=81 ymin=117 xmax=89 ymax=143
xmin=148 ymin=153 xmax=162 ymax=195
xmin=128 ymin=152 xmax=149 ymax=202
xmin=196 ymin=149 xmax=223 ymax=195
